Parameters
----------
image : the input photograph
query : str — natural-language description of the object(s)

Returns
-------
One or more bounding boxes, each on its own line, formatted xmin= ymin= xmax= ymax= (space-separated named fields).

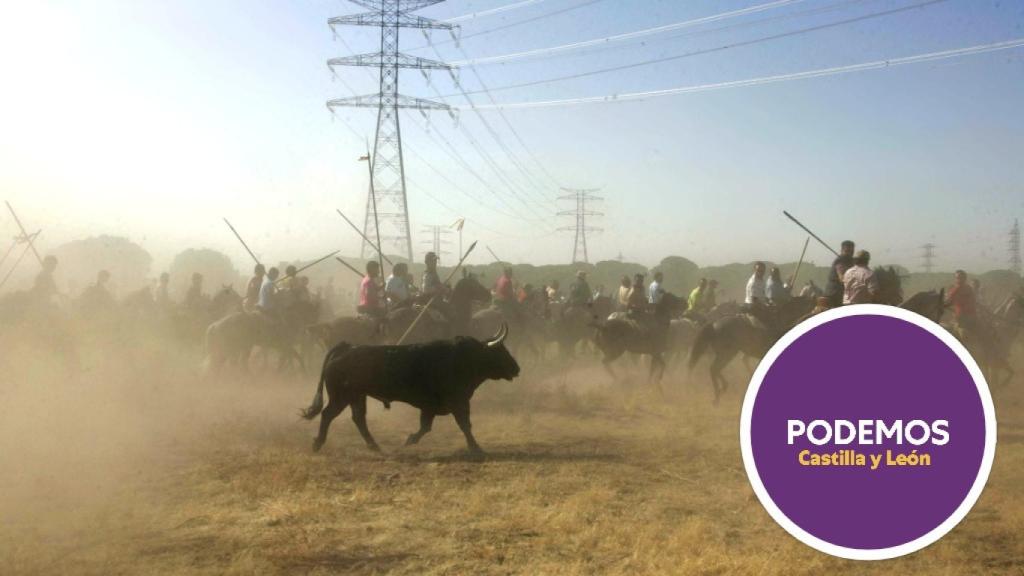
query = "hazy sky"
xmin=1 ymin=0 xmax=1022 ymax=274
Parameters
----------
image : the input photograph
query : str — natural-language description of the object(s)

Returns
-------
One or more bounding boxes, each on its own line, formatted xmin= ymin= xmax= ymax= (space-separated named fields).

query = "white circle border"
xmin=739 ymin=304 xmax=997 ymax=561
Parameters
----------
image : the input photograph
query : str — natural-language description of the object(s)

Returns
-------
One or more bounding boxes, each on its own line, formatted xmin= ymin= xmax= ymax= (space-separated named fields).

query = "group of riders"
xmin=12 ymin=239 xmax=1015 ymax=358
xmin=739 ymin=239 xmax=989 ymax=341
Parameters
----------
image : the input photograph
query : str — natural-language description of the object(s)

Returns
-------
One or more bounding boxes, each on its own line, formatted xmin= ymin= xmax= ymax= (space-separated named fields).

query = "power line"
xmin=409 ymin=0 xmax=610 ymax=50
xmin=443 ymin=0 xmax=550 ymax=23
xmin=465 ymin=36 xmax=1024 ymax=110
xmin=426 ymin=43 xmax=559 ymax=208
xmin=450 ymin=0 xmax=806 ymax=66
xmin=445 ymin=0 xmax=949 ymax=97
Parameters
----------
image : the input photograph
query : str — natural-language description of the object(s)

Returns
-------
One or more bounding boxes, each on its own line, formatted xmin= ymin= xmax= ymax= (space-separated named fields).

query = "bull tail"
xmin=300 ymin=342 xmax=352 ymax=420
xmin=688 ymin=323 xmax=715 ymax=371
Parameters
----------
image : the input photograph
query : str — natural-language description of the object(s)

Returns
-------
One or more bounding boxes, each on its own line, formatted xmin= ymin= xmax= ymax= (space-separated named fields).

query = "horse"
xmin=900 ymin=289 xmax=945 ymax=323
xmin=688 ymin=297 xmax=815 ymax=404
xmin=593 ymin=292 xmax=687 ymax=392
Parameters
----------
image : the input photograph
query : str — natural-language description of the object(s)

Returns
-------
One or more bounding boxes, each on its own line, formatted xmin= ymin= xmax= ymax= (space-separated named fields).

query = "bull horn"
xmin=488 ymin=322 xmax=508 ymax=347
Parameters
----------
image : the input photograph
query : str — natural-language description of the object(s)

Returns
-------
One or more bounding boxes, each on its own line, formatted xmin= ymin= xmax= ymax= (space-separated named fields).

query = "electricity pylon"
xmin=326 ymin=0 xmax=458 ymax=262
xmin=557 ymin=188 xmax=603 ymax=264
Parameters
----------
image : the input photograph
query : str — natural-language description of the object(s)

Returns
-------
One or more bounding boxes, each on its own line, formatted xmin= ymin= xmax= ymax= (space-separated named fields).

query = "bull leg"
xmin=313 ymin=398 xmax=348 ymax=452
xmin=405 ymin=410 xmax=436 ymax=446
xmin=350 ymin=395 xmax=380 ymax=452
xmin=452 ymin=402 xmax=483 ymax=455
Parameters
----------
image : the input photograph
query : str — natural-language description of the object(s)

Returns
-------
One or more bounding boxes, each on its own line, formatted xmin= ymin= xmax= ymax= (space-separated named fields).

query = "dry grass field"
xmin=1 ymin=326 xmax=1022 ymax=575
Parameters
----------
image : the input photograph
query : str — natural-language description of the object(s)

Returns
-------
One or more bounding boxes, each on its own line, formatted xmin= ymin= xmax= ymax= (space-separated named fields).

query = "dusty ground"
xmin=0 ymin=327 xmax=1022 ymax=575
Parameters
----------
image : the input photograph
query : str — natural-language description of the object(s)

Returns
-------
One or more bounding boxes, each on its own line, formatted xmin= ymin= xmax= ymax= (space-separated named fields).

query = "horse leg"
xmin=313 ymin=396 xmax=348 ymax=452
xmin=649 ymin=353 xmax=666 ymax=396
xmin=350 ymin=395 xmax=380 ymax=452
xmin=405 ymin=410 xmax=436 ymax=446
xmin=602 ymin=348 xmax=625 ymax=381
xmin=710 ymin=350 xmax=736 ymax=405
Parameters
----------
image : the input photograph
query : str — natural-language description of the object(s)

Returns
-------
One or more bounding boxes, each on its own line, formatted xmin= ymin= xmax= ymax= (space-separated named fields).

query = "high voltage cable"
xmin=444 ymin=0 xmax=949 ymax=97
xmin=466 ymin=37 xmax=1024 ymax=110
xmin=428 ymin=44 xmax=560 ymax=207
xmin=409 ymin=0 xmax=610 ymax=50
xmin=443 ymin=0 xmax=550 ymax=23
xmin=450 ymin=0 xmax=806 ymax=66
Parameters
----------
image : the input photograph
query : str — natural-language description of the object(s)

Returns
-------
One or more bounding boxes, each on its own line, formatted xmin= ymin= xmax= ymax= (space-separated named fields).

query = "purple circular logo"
xmin=740 ymin=305 xmax=996 ymax=560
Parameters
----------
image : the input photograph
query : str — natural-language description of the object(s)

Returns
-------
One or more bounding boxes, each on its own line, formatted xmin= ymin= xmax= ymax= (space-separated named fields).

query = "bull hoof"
xmin=404 ymin=434 xmax=419 ymax=446
xmin=312 ymin=438 xmax=324 ymax=452
xmin=366 ymin=443 xmax=382 ymax=453
xmin=466 ymin=448 xmax=487 ymax=461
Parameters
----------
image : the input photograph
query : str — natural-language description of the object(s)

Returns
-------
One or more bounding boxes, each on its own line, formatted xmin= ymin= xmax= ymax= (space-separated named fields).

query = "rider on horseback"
xmin=385 ymin=262 xmax=413 ymax=309
xmin=32 ymin=255 xmax=59 ymax=304
xmin=357 ymin=261 xmax=385 ymax=321
xmin=258 ymin=267 xmax=280 ymax=313
xmin=648 ymin=271 xmax=665 ymax=305
xmin=568 ymin=270 xmax=593 ymax=309
xmin=825 ymin=240 xmax=855 ymax=308
xmin=184 ymin=272 xmax=207 ymax=312
xmin=627 ymin=273 xmax=647 ymax=317
xmin=946 ymin=270 xmax=979 ymax=337
xmin=244 ymin=263 xmax=265 ymax=312
xmin=842 ymin=250 xmax=878 ymax=305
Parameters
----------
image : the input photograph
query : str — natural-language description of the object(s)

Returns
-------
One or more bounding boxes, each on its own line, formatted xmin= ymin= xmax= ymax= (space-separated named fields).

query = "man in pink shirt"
xmin=358 ymin=261 xmax=385 ymax=319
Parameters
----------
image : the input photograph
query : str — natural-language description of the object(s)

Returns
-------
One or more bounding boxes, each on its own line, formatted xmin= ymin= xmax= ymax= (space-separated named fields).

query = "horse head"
xmin=452 ymin=274 xmax=492 ymax=306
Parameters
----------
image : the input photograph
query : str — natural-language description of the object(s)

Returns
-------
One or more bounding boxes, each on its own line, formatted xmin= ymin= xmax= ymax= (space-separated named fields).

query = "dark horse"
xmin=593 ymin=292 xmax=686 ymax=392
xmin=688 ymin=297 xmax=815 ymax=404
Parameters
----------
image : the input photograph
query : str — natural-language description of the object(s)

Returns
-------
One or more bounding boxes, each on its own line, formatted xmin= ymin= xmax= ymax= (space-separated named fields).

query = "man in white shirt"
xmin=745 ymin=261 xmax=767 ymax=305
xmin=648 ymin=271 xmax=665 ymax=305
xmin=258 ymin=267 xmax=280 ymax=311
xmin=385 ymin=262 xmax=411 ymax=307
xmin=843 ymin=250 xmax=879 ymax=305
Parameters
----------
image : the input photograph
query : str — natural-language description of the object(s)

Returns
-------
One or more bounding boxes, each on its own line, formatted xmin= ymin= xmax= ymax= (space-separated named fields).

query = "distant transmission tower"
xmin=920 ymin=243 xmax=936 ymax=274
xmin=420 ymin=224 xmax=452 ymax=259
xmin=557 ymin=188 xmax=603 ymax=264
xmin=1010 ymin=219 xmax=1021 ymax=276
xmin=326 ymin=0 xmax=458 ymax=263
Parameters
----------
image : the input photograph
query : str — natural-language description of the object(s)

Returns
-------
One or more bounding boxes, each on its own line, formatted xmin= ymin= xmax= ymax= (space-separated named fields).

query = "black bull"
xmin=301 ymin=323 xmax=520 ymax=455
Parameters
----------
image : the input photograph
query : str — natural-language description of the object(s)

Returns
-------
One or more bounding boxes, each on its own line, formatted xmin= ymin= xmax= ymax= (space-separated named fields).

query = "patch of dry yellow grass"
xmin=1 ymin=327 xmax=1022 ymax=575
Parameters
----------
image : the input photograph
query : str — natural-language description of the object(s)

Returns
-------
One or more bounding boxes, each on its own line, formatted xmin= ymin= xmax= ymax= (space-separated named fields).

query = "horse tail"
xmin=688 ymin=323 xmax=715 ymax=371
xmin=300 ymin=342 xmax=353 ymax=420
